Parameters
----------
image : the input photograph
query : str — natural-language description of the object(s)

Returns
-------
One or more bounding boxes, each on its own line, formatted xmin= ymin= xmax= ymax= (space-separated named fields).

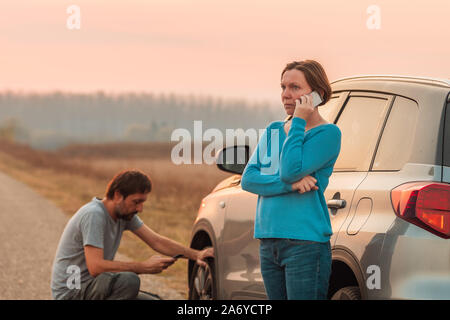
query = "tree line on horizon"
xmin=0 ymin=91 xmax=282 ymax=150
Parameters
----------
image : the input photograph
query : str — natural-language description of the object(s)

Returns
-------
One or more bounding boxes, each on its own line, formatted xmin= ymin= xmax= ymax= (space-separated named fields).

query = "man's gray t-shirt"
xmin=51 ymin=197 xmax=143 ymax=299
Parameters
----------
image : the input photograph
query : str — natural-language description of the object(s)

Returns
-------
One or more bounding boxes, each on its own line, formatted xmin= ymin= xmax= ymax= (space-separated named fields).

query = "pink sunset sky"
xmin=1 ymin=0 xmax=449 ymax=104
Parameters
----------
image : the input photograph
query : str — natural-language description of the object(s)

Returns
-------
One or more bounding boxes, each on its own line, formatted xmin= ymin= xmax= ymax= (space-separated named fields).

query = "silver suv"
xmin=188 ymin=75 xmax=450 ymax=300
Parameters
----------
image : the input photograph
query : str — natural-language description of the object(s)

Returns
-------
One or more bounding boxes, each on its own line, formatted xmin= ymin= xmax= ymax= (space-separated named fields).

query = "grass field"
xmin=0 ymin=139 xmax=230 ymax=297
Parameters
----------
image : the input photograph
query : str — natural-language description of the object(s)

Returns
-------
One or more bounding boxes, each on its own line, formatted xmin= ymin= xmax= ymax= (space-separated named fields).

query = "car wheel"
xmin=331 ymin=286 xmax=361 ymax=300
xmin=189 ymin=257 xmax=216 ymax=300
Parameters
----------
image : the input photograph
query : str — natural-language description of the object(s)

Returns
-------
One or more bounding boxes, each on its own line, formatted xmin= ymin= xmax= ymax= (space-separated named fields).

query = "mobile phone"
xmin=310 ymin=91 xmax=323 ymax=107
xmin=173 ymin=254 xmax=185 ymax=259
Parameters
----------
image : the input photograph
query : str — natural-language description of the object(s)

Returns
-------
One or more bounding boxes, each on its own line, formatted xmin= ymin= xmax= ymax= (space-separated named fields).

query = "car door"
xmin=220 ymin=92 xmax=349 ymax=299
xmin=328 ymin=92 xmax=394 ymax=248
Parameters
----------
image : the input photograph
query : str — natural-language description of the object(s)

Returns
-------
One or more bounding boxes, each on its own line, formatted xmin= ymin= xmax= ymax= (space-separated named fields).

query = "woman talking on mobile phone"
xmin=241 ymin=60 xmax=341 ymax=300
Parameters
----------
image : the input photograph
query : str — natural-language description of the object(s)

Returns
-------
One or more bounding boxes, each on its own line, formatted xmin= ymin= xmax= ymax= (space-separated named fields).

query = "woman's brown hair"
xmin=281 ymin=60 xmax=332 ymax=106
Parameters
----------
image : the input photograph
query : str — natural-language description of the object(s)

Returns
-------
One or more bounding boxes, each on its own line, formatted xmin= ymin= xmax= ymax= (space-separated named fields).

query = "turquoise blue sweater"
xmin=241 ymin=117 xmax=341 ymax=243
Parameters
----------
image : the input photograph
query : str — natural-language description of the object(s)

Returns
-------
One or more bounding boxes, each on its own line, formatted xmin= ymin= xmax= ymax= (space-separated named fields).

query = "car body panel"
xmin=335 ymin=164 xmax=444 ymax=299
xmin=220 ymin=186 xmax=265 ymax=299
xmin=325 ymin=172 xmax=369 ymax=246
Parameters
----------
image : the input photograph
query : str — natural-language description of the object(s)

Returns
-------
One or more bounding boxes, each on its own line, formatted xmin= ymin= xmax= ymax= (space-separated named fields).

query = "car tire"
xmin=188 ymin=257 xmax=216 ymax=300
xmin=331 ymin=286 xmax=361 ymax=300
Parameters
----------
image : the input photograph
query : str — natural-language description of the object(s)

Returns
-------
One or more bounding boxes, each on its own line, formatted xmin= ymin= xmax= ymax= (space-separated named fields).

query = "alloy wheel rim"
xmin=193 ymin=264 xmax=213 ymax=300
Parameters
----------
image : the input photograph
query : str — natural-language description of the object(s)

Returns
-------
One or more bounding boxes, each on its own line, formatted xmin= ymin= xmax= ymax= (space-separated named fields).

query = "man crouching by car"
xmin=51 ymin=169 xmax=213 ymax=300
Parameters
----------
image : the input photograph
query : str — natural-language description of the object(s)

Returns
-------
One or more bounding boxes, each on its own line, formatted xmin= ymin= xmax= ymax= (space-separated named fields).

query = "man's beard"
xmin=115 ymin=206 xmax=137 ymax=221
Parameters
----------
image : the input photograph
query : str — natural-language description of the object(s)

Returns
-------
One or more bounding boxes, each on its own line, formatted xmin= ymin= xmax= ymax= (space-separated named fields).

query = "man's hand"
xmin=196 ymin=247 xmax=214 ymax=268
xmin=140 ymin=255 xmax=175 ymax=274
xmin=291 ymin=175 xmax=319 ymax=194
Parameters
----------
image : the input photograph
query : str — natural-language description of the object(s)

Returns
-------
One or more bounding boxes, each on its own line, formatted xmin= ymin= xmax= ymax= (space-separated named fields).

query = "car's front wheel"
xmin=189 ymin=257 xmax=216 ymax=300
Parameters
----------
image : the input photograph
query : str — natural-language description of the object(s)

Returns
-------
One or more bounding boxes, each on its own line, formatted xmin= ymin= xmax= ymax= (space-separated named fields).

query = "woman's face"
xmin=281 ymin=69 xmax=312 ymax=116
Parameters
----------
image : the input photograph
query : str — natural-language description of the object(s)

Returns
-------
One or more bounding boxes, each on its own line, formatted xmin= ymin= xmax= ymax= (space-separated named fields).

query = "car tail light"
xmin=391 ymin=182 xmax=450 ymax=239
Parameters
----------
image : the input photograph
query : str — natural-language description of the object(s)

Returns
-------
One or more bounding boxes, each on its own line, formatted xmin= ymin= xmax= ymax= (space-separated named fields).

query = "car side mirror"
xmin=216 ymin=145 xmax=250 ymax=175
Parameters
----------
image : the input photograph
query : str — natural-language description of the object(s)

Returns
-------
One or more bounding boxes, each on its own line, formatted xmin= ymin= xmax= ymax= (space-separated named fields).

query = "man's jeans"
xmin=63 ymin=272 xmax=161 ymax=300
xmin=259 ymin=238 xmax=331 ymax=300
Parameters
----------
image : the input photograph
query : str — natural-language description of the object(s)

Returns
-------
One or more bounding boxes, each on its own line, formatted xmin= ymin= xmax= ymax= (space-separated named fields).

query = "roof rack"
xmin=332 ymin=75 xmax=450 ymax=87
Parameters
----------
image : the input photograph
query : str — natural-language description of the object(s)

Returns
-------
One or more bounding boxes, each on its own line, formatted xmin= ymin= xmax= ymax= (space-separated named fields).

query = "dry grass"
xmin=0 ymin=140 xmax=230 ymax=297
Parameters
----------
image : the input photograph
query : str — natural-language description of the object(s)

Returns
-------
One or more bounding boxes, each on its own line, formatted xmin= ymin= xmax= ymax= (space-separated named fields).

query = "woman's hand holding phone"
xmin=293 ymin=94 xmax=315 ymax=121
xmin=293 ymin=91 xmax=322 ymax=121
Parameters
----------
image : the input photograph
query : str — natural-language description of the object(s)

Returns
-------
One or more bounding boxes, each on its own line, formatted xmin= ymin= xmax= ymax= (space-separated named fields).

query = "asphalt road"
xmin=0 ymin=171 xmax=184 ymax=299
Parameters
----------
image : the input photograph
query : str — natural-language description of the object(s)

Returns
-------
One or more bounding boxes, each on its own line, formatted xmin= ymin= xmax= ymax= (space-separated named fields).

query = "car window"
xmin=320 ymin=95 xmax=342 ymax=123
xmin=444 ymin=101 xmax=450 ymax=167
xmin=372 ymin=97 xmax=419 ymax=171
xmin=334 ymin=94 xmax=391 ymax=172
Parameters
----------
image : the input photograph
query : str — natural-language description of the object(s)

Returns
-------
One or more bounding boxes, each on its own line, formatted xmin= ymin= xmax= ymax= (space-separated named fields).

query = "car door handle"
xmin=219 ymin=201 xmax=226 ymax=209
xmin=327 ymin=199 xmax=347 ymax=209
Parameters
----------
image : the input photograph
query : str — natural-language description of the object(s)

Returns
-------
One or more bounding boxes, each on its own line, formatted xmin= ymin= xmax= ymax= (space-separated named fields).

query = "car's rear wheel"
xmin=189 ymin=257 xmax=216 ymax=300
xmin=331 ymin=286 xmax=361 ymax=300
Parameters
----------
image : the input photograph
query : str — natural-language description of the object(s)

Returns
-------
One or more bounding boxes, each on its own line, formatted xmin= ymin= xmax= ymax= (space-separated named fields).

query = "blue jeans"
xmin=259 ymin=238 xmax=331 ymax=300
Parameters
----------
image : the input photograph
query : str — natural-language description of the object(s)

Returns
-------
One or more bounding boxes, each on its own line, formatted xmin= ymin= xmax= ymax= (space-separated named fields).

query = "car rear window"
xmin=334 ymin=95 xmax=390 ymax=171
xmin=372 ymin=97 xmax=419 ymax=171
